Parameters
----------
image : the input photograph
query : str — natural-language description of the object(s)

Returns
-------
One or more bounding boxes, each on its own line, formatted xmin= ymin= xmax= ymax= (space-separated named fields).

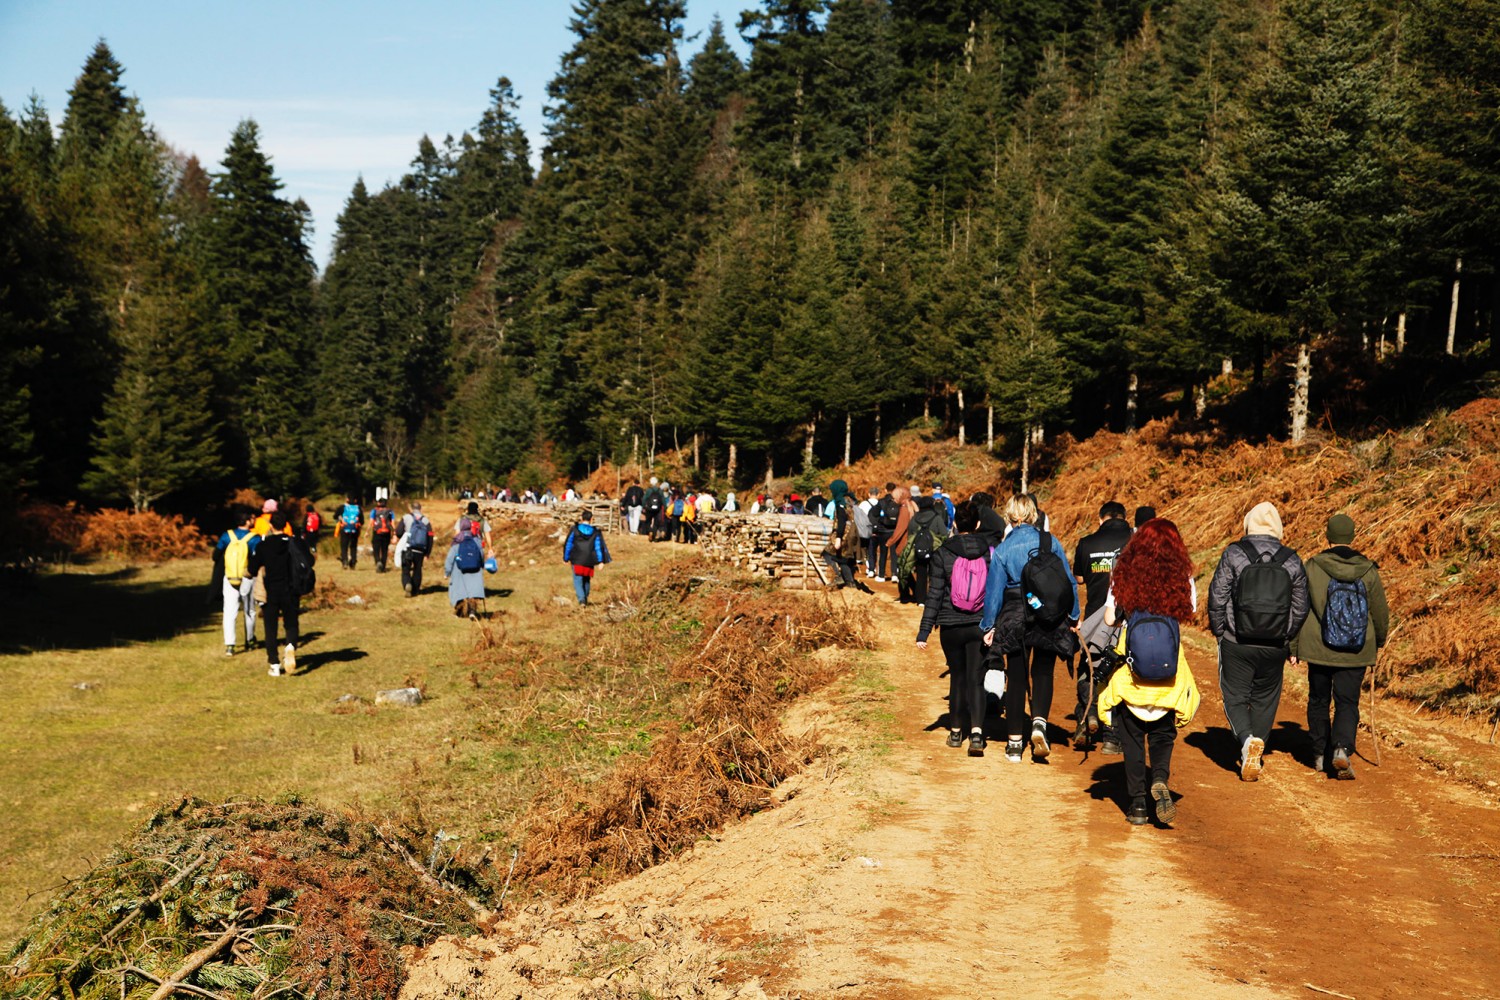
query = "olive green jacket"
xmin=1290 ymin=546 xmax=1390 ymax=667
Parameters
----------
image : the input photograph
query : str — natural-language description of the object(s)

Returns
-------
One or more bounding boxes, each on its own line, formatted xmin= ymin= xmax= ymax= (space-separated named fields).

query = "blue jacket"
xmin=978 ymin=523 xmax=1080 ymax=631
xmin=563 ymin=523 xmax=611 ymax=566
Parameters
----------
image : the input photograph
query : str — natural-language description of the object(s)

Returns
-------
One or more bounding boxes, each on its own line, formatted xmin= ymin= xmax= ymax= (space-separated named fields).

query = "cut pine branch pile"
xmin=500 ymin=558 xmax=871 ymax=900
xmin=2 ymin=799 xmax=478 ymax=1000
xmin=1034 ymin=399 xmax=1500 ymax=712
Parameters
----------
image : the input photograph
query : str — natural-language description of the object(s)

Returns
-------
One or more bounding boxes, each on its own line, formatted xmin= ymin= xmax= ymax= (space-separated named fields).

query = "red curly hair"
xmin=1111 ymin=518 xmax=1195 ymax=622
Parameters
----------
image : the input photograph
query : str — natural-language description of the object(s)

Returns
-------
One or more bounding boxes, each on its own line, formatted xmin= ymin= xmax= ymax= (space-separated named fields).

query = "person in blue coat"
xmin=563 ymin=509 xmax=612 ymax=606
xmin=444 ymin=524 xmax=488 ymax=619
xmin=980 ymin=493 xmax=1080 ymax=763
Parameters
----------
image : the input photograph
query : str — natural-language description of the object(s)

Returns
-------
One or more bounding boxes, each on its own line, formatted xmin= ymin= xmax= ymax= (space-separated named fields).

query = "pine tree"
xmin=687 ymin=16 xmax=746 ymax=112
xmin=58 ymin=40 xmax=129 ymax=165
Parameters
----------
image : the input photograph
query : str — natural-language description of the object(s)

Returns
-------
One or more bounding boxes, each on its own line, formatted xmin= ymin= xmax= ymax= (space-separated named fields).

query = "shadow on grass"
xmin=295 ymin=647 xmax=368 ymax=675
xmin=0 ymin=567 xmax=212 ymax=654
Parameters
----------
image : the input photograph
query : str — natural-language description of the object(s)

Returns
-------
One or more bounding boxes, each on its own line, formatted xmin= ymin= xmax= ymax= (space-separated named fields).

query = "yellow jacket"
xmin=1097 ymin=624 xmax=1200 ymax=729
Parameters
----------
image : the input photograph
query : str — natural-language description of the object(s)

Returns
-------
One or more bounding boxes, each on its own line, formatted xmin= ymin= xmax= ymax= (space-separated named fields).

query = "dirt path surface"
xmin=400 ymin=587 xmax=1500 ymax=1000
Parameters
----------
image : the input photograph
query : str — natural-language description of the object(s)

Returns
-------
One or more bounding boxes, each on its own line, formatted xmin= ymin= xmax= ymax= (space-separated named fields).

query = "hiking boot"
xmin=1030 ymin=719 xmax=1050 ymax=761
xmin=1098 ymin=738 xmax=1123 ymax=756
xmin=1151 ymin=782 xmax=1176 ymax=824
xmin=1240 ymin=736 xmax=1265 ymax=782
xmin=1127 ymin=797 xmax=1151 ymax=826
xmin=946 ymin=730 xmax=965 ymax=748
xmin=1071 ymin=719 xmax=1090 ymax=745
xmin=967 ymin=733 xmax=986 ymax=757
xmin=1332 ymin=747 xmax=1355 ymax=780
xmin=281 ymin=643 xmax=296 ymax=675
xmin=225 ymin=645 xmax=235 ymax=658
xmin=1005 ymin=739 xmax=1025 ymax=763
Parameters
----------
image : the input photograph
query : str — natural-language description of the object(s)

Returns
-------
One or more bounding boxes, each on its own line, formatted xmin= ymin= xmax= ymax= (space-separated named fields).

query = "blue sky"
xmin=0 ymin=1 xmax=749 ymax=268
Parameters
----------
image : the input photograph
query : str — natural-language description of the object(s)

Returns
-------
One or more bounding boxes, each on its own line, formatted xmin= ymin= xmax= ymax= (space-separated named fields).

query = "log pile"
xmin=476 ymin=499 xmax=622 ymax=533
xmin=694 ymin=511 xmax=836 ymax=589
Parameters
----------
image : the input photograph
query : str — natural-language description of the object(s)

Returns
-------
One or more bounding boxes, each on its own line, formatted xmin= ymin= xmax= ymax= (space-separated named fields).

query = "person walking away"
xmin=871 ymin=484 xmax=899 ymax=580
xmin=217 ymin=508 xmax=260 ymax=656
xmin=337 ymin=495 xmax=362 ymax=568
xmin=303 ymin=505 xmax=322 ymax=554
xmin=723 ymin=491 xmax=738 ymax=512
xmin=397 ymin=502 xmax=434 ymax=597
xmin=980 ymin=494 xmax=1080 ymax=762
xmin=1290 ymin=513 xmax=1390 ymax=779
xmin=1096 ymin=519 xmax=1201 ymax=825
xmin=252 ymin=499 xmax=292 ymax=538
xmin=369 ymin=497 xmax=395 ymax=572
xmin=453 ymin=501 xmax=494 ymax=554
xmin=445 ymin=522 xmax=487 ymax=619
xmin=888 ymin=488 xmax=916 ymax=602
xmin=1071 ymin=500 xmax=1134 ymax=749
xmin=1134 ymin=505 xmax=1156 ymax=529
xmin=820 ymin=479 xmax=873 ymax=593
xmin=623 ymin=481 xmax=645 ymax=534
xmin=1207 ymin=501 xmax=1310 ymax=781
xmin=248 ymin=511 xmax=309 ymax=676
xmin=932 ymin=483 xmax=956 ymax=531
xmin=681 ymin=491 xmax=700 ymax=543
xmin=971 ymin=491 xmax=1006 ymax=550
xmin=917 ymin=501 xmax=993 ymax=754
xmin=643 ymin=478 xmax=666 ymax=540
xmin=858 ymin=487 xmax=880 ymax=577
xmin=903 ymin=494 xmax=947 ymax=605
xmin=563 ymin=509 xmax=612 ymax=605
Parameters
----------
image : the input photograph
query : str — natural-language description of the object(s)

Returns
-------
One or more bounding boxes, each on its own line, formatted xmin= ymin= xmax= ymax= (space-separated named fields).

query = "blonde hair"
xmin=1002 ymin=493 xmax=1038 ymax=526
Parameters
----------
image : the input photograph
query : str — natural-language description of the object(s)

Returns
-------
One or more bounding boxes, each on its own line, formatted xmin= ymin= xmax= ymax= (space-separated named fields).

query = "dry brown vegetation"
xmin=8 ymin=503 xmax=208 ymax=564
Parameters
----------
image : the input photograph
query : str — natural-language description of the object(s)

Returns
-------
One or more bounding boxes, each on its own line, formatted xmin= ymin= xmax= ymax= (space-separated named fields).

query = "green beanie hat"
xmin=1326 ymin=513 xmax=1355 ymax=545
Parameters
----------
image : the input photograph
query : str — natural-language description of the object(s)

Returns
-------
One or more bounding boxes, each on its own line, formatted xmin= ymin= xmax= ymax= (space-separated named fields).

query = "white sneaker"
xmin=1030 ymin=719 xmax=1051 ymax=760
xmin=225 ymin=645 xmax=235 ymax=657
xmin=268 ymin=664 xmax=284 ymax=677
xmin=282 ymin=643 xmax=297 ymax=674
xmin=1241 ymin=736 xmax=1265 ymax=781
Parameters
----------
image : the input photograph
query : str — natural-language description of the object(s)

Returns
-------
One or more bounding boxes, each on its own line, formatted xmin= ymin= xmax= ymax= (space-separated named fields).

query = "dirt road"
xmin=400 ymin=588 xmax=1500 ymax=999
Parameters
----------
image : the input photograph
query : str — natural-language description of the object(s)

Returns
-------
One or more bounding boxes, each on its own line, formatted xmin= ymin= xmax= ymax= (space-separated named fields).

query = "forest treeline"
xmin=3 ymin=0 xmax=1498 ymax=512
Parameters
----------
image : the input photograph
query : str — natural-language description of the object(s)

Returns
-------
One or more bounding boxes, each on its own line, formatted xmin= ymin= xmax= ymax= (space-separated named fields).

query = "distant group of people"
xmin=902 ymin=489 xmax=1389 ymax=828
xmin=620 ymin=477 xmax=737 ymax=543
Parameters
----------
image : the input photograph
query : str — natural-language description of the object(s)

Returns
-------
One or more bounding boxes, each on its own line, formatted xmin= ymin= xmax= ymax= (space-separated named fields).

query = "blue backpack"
xmin=455 ymin=534 xmax=484 ymax=572
xmin=1321 ymin=577 xmax=1370 ymax=652
xmin=406 ymin=517 xmax=431 ymax=553
xmin=339 ymin=503 xmax=361 ymax=531
xmin=1125 ymin=612 xmax=1179 ymax=681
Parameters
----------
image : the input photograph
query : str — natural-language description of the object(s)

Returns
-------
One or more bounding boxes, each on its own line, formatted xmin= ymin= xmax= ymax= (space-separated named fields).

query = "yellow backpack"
xmin=224 ymin=530 xmax=251 ymax=585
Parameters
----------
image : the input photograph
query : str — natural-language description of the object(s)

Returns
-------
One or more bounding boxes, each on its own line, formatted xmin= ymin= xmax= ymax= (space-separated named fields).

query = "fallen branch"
xmin=498 ymin=846 xmax=520 ymax=913
xmin=1304 ymin=985 xmax=1356 ymax=1000
xmin=376 ymin=826 xmax=487 ymax=914
xmin=118 ymin=965 xmax=230 ymax=1000
xmin=146 ymin=923 xmax=240 ymax=1000
xmin=65 ymin=853 xmax=209 ymax=975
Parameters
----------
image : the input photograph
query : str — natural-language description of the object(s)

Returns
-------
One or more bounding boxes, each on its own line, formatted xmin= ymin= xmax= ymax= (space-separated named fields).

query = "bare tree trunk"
xmin=1125 ymin=371 xmax=1139 ymax=434
xmin=765 ymin=450 xmax=774 ymax=488
xmin=803 ymin=418 xmax=816 ymax=470
xmin=673 ymin=425 xmax=680 ymax=456
xmin=986 ymin=404 xmax=994 ymax=450
xmin=1289 ymin=335 xmax=1312 ymax=446
xmin=1361 ymin=320 xmax=1369 ymax=352
xmin=693 ymin=432 xmax=701 ymax=470
xmin=1221 ymin=357 xmax=1233 ymax=376
xmin=1397 ymin=311 xmax=1407 ymax=354
xmin=632 ymin=432 xmax=639 ymax=479
xmin=843 ymin=412 xmax=851 ymax=466
xmin=728 ymin=442 xmax=737 ymax=484
xmin=874 ymin=402 xmax=883 ymax=452
xmin=1448 ymin=257 xmax=1462 ymax=355
xmin=923 ymin=393 xmax=930 ymax=421
xmin=1030 ymin=424 xmax=1044 ymax=447
xmin=956 ymin=387 xmax=966 ymax=446
xmin=1192 ymin=383 xmax=1206 ymax=419
xmin=1020 ymin=425 xmax=1032 ymax=494
xmin=649 ymin=413 xmax=657 ymax=468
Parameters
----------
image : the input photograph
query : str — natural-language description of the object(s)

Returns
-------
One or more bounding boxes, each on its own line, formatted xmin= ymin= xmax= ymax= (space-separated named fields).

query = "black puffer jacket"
xmin=916 ymin=533 xmax=992 ymax=641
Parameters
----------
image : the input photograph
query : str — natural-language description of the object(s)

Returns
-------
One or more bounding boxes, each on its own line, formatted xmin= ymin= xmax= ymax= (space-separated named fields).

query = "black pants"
xmin=1307 ymin=664 xmax=1366 ymax=757
xmin=339 ymin=531 xmax=358 ymax=568
xmin=1115 ymin=708 xmax=1177 ymax=799
xmin=1217 ymin=640 xmax=1286 ymax=747
xmin=1005 ymin=646 xmax=1057 ymax=736
xmin=261 ymin=592 xmax=300 ymax=663
xmin=872 ymin=534 xmax=891 ymax=576
xmin=822 ymin=552 xmax=857 ymax=587
xmin=372 ymin=532 xmax=391 ymax=570
xmin=402 ymin=549 xmax=427 ymax=594
xmin=941 ymin=625 xmax=987 ymax=733
xmin=913 ymin=560 xmax=930 ymax=604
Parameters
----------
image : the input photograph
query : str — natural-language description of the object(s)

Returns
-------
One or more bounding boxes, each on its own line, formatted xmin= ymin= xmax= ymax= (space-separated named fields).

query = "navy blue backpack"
xmin=1125 ymin=612 xmax=1180 ymax=681
xmin=1321 ymin=577 xmax=1370 ymax=652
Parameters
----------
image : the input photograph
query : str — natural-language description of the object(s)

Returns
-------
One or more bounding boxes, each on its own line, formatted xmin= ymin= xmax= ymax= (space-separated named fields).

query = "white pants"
xmin=223 ymin=576 xmax=257 ymax=645
xmin=627 ymin=505 xmax=642 ymax=533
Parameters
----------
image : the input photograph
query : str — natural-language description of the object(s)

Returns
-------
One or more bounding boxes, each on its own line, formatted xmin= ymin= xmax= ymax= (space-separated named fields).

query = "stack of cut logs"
xmin=475 ymin=499 xmax=621 ymax=533
xmin=694 ymin=511 xmax=835 ymax=589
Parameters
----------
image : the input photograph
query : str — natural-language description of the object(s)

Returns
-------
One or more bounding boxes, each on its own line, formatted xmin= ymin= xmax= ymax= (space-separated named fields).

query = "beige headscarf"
xmin=1243 ymin=501 xmax=1284 ymax=540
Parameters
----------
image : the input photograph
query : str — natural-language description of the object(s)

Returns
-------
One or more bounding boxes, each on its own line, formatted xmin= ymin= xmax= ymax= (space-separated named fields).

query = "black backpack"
xmin=569 ymin=527 xmax=599 ymax=568
xmin=910 ymin=510 xmax=946 ymax=561
xmin=1233 ymin=540 xmax=1295 ymax=645
xmin=289 ymin=536 xmax=317 ymax=597
xmin=1020 ymin=528 xmax=1073 ymax=627
xmin=874 ymin=496 xmax=900 ymax=534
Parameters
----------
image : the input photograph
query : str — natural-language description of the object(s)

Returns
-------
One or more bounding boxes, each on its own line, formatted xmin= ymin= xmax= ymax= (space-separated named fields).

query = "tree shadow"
xmin=295 ymin=647 xmax=368 ymax=675
xmin=0 ymin=568 xmax=211 ymax=653
xmin=1184 ymin=726 xmax=1243 ymax=775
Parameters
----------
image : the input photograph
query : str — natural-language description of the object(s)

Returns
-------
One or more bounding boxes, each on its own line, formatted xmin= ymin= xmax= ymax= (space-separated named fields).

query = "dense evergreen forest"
xmin=4 ymin=0 xmax=1499 ymax=512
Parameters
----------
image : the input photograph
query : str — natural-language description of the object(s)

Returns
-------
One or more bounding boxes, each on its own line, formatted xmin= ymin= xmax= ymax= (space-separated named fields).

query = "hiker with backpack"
xmin=980 ymin=493 xmax=1081 ymax=762
xmin=1070 ymin=500 xmax=1135 ymax=751
xmin=216 ymin=507 xmax=261 ymax=657
xmin=1096 ymin=519 xmax=1201 ymax=825
xmin=1289 ymin=513 xmax=1390 ymax=780
xmin=970 ymin=491 xmax=1007 ymax=550
xmin=897 ymin=494 xmax=948 ymax=605
xmin=870 ymin=483 xmax=900 ymax=581
xmin=917 ymin=501 xmax=994 ymax=755
xmin=337 ymin=495 xmax=363 ymax=569
xmin=563 ymin=508 xmax=612 ymax=606
xmin=396 ymin=502 xmax=434 ymax=597
xmin=643 ymin=477 xmax=667 ymax=540
xmin=444 ymin=520 xmax=488 ymax=619
xmin=1207 ymin=501 xmax=1310 ymax=781
xmin=452 ymin=501 xmax=494 ymax=555
xmin=368 ymin=497 xmax=396 ymax=573
xmin=821 ymin=479 xmax=874 ymax=593
xmin=247 ymin=511 xmax=314 ymax=676
xmin=302 ymin=505 xmax=322 ymax=553
xmin=622 ymin=481 xmax=645 ymax=534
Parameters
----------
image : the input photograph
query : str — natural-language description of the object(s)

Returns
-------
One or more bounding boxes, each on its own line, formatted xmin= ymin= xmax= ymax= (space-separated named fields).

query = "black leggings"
xmin=1005 ymin=646 xmax=1056 ymax=736
xmin=940 ymin=625 xmax=987 ymax=733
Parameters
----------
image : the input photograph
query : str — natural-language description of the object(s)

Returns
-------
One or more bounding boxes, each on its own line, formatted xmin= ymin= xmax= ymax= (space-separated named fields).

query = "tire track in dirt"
xmin=399 ymin=587 xmax=1500 ymax=999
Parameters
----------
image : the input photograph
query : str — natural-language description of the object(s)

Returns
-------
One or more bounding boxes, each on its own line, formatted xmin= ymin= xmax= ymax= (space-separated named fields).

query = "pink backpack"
xmin=950 ymin=553 xmax=989 ymax=612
